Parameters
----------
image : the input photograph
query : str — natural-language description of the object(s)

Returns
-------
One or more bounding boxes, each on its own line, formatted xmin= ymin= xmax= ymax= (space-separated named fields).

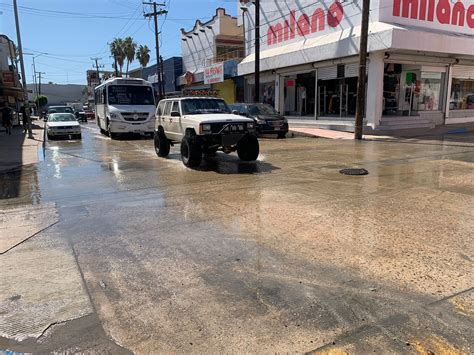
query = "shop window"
xmin=318 ymin=77 xmax=357 ymax=117
xmin=383 ymin=63 xmax=446 ymax=116
xmin=450 ymin=79 xmax=474 ymax=110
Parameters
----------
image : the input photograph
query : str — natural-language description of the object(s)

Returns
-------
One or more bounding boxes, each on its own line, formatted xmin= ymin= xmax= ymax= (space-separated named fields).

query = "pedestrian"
xmin=1 ymin=103 xmax=13 ymax=135
xmin=20 ymin=104 xmax=28 ymax=133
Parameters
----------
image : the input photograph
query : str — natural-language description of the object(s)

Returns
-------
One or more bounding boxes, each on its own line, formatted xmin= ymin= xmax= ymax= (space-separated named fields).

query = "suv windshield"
xmin=48 ymin=113 xmax=76 ymax=122
xmin=108 ymin=85 xmax=154 ymax=105
xmin=181 ymin=99 xmax=230 ymax=115
xmin=248 ymin=104 xmax=278 ymax=116
xmin=49 ymin=106 xmax=73 ymax=114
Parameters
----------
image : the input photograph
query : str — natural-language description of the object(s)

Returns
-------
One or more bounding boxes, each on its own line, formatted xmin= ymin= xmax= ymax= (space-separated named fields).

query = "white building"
xmin=179 ymin=8 xmax=245 ymax=103
xmin=238 ymin=0 xmax=474 ymax=131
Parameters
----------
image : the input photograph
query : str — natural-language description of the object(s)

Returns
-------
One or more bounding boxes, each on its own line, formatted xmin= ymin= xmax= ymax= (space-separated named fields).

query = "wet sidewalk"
xmin=0 ymin=119 xmax=44 ymax=172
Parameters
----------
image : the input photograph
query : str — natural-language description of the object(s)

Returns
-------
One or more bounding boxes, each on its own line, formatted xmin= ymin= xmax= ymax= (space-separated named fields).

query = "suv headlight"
xmin=247 ymin=122 xmax=255 ymax=130
xmin=255 ymin=118 xmax=266 ymax=124
xmin=200 ymin=123 xmax=211 ymax=134
xmin=110 ymin=112 xmax=119 ymax=119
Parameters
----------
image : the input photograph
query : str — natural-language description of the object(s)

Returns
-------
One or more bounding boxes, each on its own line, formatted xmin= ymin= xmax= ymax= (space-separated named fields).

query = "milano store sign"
xmin=243 ymin=0 xmax=474 ymax=52
xmin=384 ymin=0 xmax=474 ymax=35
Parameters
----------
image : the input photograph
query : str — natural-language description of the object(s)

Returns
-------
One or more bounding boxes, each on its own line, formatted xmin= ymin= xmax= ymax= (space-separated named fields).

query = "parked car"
xmin=74 ymin=110 xmax=87 ymax=123
xmin=154 ymin=97 xmax=259 ymax=167
xmin=46 ymin=113 xmax=81 ymax=140
xmin=229 ymin=103 xmax=288 ymax=138
xmin=84 ymin=110 xmax=95 ymax=120
xmin=45 ymin=106 xmax=74 ymax=121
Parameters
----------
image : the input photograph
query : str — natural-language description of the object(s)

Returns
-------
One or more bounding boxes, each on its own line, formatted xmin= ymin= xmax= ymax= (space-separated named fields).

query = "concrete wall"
xmin=27 ymin=83 xmax=87 ymax=106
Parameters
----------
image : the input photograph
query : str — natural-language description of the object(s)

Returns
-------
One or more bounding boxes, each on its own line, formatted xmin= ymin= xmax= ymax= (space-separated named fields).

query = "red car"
xmin=84 ymin=110 xmax=95 ymax=120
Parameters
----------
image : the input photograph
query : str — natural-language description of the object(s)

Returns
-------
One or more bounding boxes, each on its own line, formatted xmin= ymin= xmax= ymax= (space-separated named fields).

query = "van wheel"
xmin=237 ymin=134 xmax=259 ymax=161
xmin=107 ymin=120 xmax=118 ymax=139
xmin=181 ymin=135 xmax=202 ymax=167
xmin=154 ymin=131 xmax=170 ymax=157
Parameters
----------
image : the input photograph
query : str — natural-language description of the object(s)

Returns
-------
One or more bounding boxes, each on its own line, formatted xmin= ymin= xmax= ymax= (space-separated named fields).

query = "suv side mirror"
xmin=232 ymin=110 xmax=239 ymax=115
xmin=170 ymin=111 xmax=180 ymax=117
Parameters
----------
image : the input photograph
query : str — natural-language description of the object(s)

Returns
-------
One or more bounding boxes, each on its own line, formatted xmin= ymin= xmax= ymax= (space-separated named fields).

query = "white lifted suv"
xmin=154 ymin=97 xmax=259 ymax=167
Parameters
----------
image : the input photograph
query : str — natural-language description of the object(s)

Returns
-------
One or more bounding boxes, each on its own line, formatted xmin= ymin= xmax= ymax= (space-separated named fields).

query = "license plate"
xmin=274 ymin=127 xmax=279 ymax=131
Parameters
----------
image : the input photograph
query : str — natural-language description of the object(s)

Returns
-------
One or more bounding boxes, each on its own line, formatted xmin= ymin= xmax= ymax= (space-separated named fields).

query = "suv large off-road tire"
xmin=181 ymin=135 xmax=202 ymax=167
xmin=154 ymin=130 xmax=170 ymax=157
xmin=237 ymin=134 xmax=259 ymax=161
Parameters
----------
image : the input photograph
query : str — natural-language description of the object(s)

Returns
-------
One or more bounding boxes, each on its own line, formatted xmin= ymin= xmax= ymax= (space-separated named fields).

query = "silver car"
xmin=46 ymin=113 xmax=81 ymax=140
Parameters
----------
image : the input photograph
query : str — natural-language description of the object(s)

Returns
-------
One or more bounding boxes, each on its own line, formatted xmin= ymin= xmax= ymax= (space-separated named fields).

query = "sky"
xmin=0 ymin=0 xmax=237 ymax=85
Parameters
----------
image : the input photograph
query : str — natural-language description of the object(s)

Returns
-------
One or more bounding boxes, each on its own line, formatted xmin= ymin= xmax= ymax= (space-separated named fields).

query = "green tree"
xmin=35 ymin=95 xmax=48 ymax=108
xmin=136 ymin=45 xmax=151 ymax=68
xmin=109 ymin=38 xmax=125 ymax=76
xmin=123 ymin=37 xmax=137 ymax=76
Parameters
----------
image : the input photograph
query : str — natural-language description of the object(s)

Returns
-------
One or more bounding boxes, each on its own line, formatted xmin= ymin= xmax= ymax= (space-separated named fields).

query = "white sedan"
xmin=46 ymin=113 xmax=81 ymax=140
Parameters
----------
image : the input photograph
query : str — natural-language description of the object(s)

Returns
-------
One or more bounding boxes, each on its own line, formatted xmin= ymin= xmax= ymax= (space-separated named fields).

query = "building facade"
xmin=238 ymin=0 xmax=474 ymax=131
xmin=0 ymin=34 xmax=24 ymax=105
xmin=179 ymin=8 xmax=245 ymax=103
xmin=129 ymin=57 xmax=183 ymax=95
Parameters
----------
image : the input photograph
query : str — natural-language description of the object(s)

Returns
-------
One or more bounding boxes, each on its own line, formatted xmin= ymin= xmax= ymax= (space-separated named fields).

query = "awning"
xmin=0 ymin=86 xmax=26 ymax=99
xmin=238 ymin=22 xmax=474 ymax=76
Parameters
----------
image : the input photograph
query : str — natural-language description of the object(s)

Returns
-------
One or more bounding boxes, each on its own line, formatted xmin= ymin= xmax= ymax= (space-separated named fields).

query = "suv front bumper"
xmin=201 ymin=132 xmax=254 ymax=147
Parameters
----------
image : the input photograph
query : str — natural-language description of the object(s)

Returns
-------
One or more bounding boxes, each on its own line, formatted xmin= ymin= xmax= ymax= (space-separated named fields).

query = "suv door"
xmin=155 ymin=101 xmax=165 ymax=131
xmin=170 ymin=101 xmax=182 ymax=139
xmin=161 ymin=101 xmax=175 ymax=139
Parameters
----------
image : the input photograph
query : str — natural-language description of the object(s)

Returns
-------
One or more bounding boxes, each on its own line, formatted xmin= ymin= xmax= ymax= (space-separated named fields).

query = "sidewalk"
xmin=289 ymin=122 xmax=474 ymax=140
xmin=0 ymin=118 xmax=44 ymax=172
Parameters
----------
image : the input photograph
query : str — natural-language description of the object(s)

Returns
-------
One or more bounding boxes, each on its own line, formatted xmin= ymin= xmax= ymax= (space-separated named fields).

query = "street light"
xmin=22 ymin=52 xmax=48 ymax=98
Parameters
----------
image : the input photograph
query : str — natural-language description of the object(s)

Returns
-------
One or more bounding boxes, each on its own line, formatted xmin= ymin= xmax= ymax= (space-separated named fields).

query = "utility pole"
xmin=159 ymin=55 xmax=165 ymax=98
xmin=32 ymin=56 xmax=38 ymax=96
xmin=13 ymin=0 xmax=33 ymax=138
xmin=37 ymin=72 xmax=45 ymax=96
xmin=253 ymin=0 xmax=260 ymax=103
xmin=143 ymin=2 xmax=167 ymax=101
xmin=91 ymin=57 xmax=104 ymax=85
xmin=354 ymin=0 xmax=370 ymax=140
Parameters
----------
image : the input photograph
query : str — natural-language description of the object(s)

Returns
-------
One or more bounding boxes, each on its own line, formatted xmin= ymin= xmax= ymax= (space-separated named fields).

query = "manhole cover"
xmin=339 ymin=168 xmax=369 ymax=176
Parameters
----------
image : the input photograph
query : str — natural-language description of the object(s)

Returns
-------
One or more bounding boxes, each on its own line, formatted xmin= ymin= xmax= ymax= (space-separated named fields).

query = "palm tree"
xmin=109 ymin=38 xmax=125 ymax=77
xmin=123 ymin=37 xmax=137 ymax=76
xmin=136 ymin=45 xmax=151 ymax=68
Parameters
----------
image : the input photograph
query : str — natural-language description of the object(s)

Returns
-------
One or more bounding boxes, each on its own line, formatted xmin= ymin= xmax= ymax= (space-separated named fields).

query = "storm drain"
xmin=339 ymin=168 xmax=369 ymax=176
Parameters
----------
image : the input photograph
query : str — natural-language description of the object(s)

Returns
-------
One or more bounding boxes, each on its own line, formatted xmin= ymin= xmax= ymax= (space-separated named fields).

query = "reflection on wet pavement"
xmin=1 ymin=124 xmax=473 ymax=353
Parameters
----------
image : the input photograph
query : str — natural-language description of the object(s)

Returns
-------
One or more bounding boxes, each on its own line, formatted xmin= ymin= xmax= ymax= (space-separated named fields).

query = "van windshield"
xmin=181 ymin=99 xmax=230 ymax=115
xmin=108 ymin=86 xmax=154 ymax=105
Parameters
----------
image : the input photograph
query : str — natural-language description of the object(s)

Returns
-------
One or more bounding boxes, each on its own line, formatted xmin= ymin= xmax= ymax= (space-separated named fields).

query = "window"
xmin=157 ymin=101 xmax=165 ymax=116
xmin=239 ymin=105 xmax=248 ymax=115
xmin=108 ymin=85 xmax=154 ymax=105
xmin=450 ymin=79 xmax=474 ymax=110
xmin=383 ymin=64 xmax=446 ymax=116
xmin=164 ymin=102 xmax=172 ymax=116
xmin=181 ymin=99 xmax=230 ymax=115
xmin=171 ymin=101 xmax=180 ymax=114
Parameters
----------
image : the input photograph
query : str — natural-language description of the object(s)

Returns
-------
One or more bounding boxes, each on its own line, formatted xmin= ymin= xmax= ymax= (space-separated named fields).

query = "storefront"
xmin=238 ymin=0 xmax=474 ymax=131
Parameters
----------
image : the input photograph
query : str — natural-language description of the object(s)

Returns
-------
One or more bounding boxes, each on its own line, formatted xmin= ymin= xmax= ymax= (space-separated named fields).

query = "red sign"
xmin=267 ymin=1 xmax=344 ymax=46
xmin=392 ymin=0 xmax=474 ymax=29
xmin=204 ymin=63 xmax=224 ymax=84
xmin=2 ymin=71 xmax=14 ymax=87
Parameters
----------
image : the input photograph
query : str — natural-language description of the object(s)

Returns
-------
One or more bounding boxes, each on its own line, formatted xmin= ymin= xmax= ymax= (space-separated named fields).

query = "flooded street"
xmin=1 ymin=125 xmax=473 ymax=353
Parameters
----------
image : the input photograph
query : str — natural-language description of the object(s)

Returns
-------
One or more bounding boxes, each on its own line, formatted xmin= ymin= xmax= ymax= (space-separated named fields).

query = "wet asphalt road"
xmin=1 ymin=123 xmax=473 ymax=353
